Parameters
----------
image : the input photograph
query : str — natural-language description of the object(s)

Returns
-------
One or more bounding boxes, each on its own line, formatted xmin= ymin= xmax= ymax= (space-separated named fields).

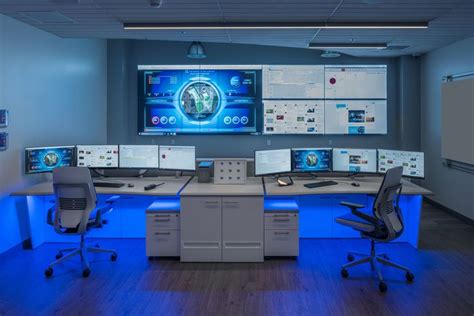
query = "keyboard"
xmin=304 ymin=180 xmax=338 ymax=189
xmin=93 ymin=181 xmax=125 ymax=188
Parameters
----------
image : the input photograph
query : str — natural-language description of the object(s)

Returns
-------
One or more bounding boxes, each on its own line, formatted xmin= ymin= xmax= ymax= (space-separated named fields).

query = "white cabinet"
xmin=180 ymin=197 xmax=223 ymax=262
xmin=222 ymin=197 xmax=263 ymax=262
xmin=146 ymin=212 xmax=180 ymax=257
xmin=264 ymin=199 xmax=299 ymax=257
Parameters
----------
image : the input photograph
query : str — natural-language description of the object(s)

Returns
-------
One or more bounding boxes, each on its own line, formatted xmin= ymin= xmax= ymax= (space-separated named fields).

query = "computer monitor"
xmin=292 ymin=148 xmax=332 ymax=172
xmin=254 ymin=149 xmax=292 ymax=176
xmin=159 ymin=146 xmax=196 ymax=171
xmin=76 ymin=145 xmax=119 ymax=168
xmin=119 ymin=145 xmax=159 ymax=169
xmin=378 ymin=149 xmax=424 ymax=178
xmin=332 ymin=148 xmax=377 ymax=173
xmin=25 ymin=146 xmax=75 ymax=174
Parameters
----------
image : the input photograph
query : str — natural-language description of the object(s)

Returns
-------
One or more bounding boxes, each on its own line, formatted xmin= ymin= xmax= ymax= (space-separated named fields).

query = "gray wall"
xmin=0 ymin=14 xmax=108 ymax=253
xmin=419 ymin=37 xmax=474 ymax=220
xmin=107 ymin=40 xmax=421 ymax=158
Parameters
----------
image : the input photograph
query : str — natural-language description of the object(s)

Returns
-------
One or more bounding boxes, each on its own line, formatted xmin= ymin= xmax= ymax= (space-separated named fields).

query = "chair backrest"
xmin=372 ymin=166 xmax=404 ymax=240
xmin=52 ymin=167 xmax=97 ymax=234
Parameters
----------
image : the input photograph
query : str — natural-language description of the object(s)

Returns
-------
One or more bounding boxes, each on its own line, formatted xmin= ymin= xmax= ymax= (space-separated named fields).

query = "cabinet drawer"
xmin=146 ymin=213 xmax=180 ymax=231
xmin=265 ymin=213 xmax=298 ymax=230
xmin=146 ymin=230 xmax=180 ymax=257
xmin=264 ymin=230 xmax=299 ymax=257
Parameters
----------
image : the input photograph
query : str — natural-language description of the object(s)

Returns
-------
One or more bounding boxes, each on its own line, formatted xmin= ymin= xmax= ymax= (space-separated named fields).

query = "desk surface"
xmin=180 ymin=177 xmax=264 ymax=196
xmin=263 ymin=176 xmax=432 ymax=196
xmin=11 ymin=177 xmax=192 ymax=197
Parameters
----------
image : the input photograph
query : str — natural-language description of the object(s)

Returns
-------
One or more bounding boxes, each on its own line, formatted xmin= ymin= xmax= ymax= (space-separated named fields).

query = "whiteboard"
xmin=441 ymin=78 xmax=474 ymax=165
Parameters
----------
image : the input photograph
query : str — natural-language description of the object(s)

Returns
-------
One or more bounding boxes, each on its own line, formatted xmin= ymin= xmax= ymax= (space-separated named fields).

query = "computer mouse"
xmin=351 ymin=182 xmax=360 ymax=187
xmin=128 ymin=183 xmax=135 ymax=188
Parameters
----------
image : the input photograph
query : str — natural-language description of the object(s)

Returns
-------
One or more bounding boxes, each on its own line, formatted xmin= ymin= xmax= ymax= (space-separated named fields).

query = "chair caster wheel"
xmin=82 ymin=268 xmax=91 ymax=278
xmin=341 ymin=269 xmax=349 ymax=278
xmin=45 ymin=267 xmax=53 ymax=278
xmin=111 ymin=253 xmax=118 ymax=262
xmin=379 ymin=282 xmax=388 ymax=293
xmin=406 ymin=271 xmax=415 ymax=282
xmin=347 ymin=254 xmax=355 ymax=262
xmin=55 ymin=252 xmax=63 ymax=259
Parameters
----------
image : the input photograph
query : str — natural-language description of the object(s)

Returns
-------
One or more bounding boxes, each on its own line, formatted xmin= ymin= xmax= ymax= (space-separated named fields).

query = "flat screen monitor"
xmin=76 ymin=145 xmax=119 ymax=168
xmin=25 ymin=146 xmax=75 ymax=174
xmin=378 ymin=149 xmax=424 ymax=178
xmin=159 ymin=145 xmax=196 ymax=171
xmin=119 ymin=145 xmax=159 ymax=169
xmin=332 ymin=148 xmax=377 ymax=173
xmin=254 ymin=149 xmax=292 ymax=176
xmin=292 ymin=148 xmax=332 ymax=172
xmin=138 ymin=66 xmax=260 ymax=135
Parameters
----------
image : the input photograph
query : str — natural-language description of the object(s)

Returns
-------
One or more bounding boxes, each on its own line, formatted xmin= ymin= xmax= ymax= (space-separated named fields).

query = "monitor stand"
xmin=175 ymin=171 xmax=183 ymax=179
xmin=348 ymin=172 xmax=364 ymax=180
xmin=136 ymin=169 xmax=148 ymax=178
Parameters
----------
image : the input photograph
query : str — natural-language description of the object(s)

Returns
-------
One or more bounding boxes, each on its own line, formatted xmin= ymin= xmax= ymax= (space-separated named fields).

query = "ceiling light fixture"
xmin=187 ymin=41 xmax=207 ymax=59
xmin=309 ymin=43 xmax=387 ymax=49
xmin=123 ymin=21 xmax=428 ymax=30
xmin=320 ymin=50 xmax=341 ymax=58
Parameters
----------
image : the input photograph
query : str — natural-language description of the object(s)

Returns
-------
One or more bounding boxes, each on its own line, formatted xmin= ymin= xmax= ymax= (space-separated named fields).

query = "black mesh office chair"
xmin=44 ymin=167 xmax=119 ymax=278
xmin=335 ymin=166 xmax=415 ymax=292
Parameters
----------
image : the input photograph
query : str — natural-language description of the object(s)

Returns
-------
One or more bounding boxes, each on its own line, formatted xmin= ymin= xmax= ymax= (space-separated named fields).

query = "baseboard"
xmin=423 ymin=197 xmax=474 ymax=225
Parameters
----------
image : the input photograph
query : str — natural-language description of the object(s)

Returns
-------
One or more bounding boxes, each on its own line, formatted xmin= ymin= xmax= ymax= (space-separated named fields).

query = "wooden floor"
xmin=0 ymin=202 xmax=473 ymax=315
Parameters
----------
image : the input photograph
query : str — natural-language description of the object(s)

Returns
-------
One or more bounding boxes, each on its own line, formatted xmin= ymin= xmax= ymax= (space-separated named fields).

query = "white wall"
xmin=420 ymin=37 xmax=474 ymax=220
xmin=0 ymin=14 xmax=108 ymax=253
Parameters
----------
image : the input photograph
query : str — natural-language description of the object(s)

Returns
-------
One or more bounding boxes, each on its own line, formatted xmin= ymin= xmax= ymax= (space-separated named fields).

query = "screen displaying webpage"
xmin=76 ymin=145 xmax=119 ymax=168
xmin=333 ymin=148 xmax=377 ymax=173
xmin=255 ymin=149 xmax=292 ymax=176
xmin=159 ymin=145 xmax=196 ymax=171
xmin=378 ymin=149 xmax=424 ymax=178
xmin=119 ymin=145 xmax=159 ymax=168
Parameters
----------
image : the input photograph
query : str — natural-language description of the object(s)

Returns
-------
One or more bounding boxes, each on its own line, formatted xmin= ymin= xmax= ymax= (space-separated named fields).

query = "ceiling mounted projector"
xmin=187 ymin=41 xmax=207 ymax=59
xmin=321 ymin=50 xmax=341 ymax=58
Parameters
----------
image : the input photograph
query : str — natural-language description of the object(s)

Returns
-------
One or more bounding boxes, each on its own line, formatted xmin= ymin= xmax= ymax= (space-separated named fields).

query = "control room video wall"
xmin=137 ymin=64 xmax=387 ymax=136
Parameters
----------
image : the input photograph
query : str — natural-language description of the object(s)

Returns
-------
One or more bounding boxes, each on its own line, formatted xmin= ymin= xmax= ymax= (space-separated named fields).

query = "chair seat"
xmin=335 ymin=213 xmax=375 ymax=233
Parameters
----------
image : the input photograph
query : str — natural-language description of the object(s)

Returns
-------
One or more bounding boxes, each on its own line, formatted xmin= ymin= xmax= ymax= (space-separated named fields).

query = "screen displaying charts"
xmin=292 ymin=148 xmax=332 ymax=172
xmin=333 ymin=148 xmax=377 ymax=173
xmin=325 ymin=65 xmax=387 ymax=99
xmin=119 ymin=145 xmax=159 ymax=169
xmin=263 ymin=65 xmax=325 ymax=99
xmin=159 ymin=145 xmax=196 ymax=171
xmin=378 ymin=149 xmax=424 ymax=178
xmin=138 ymin=67 xmax=259 ymax=135
xmin=255 ymin=149 xmax=292 ymax=176
xmin=25 ymin=146 xmax=75 ymax=174
xmin=76 ymin=145 xmax=119 ymax=168
xmin=325 ymin=100 xmax=387 ymax=134
xmin=263 ymin=100 xmax=324 ymax=134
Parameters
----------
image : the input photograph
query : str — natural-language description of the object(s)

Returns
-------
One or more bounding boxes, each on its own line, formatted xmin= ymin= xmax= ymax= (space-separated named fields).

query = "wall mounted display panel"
xmin=263 ymin=65 xmax=325 ymax=99
xmin=325 ymin=65 xmax=387 ymax=99
xmin=138 ymin=65 xmax=261 ymax=135
xmin=324 ymin=100 xmax=387 ymax=134
xmin=263 ymin=100 xmax=324 ymax=134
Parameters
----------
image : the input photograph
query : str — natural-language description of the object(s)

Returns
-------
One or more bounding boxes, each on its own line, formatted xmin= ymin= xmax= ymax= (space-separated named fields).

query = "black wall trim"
xmin=424 ymin=197 xmax=474 ymax=226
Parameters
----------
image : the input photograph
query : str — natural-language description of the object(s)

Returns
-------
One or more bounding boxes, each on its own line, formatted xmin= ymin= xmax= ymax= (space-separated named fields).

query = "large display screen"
xmin=263 ymin=100 xmax=325 ymax=134
xmin=254 ymin=149 xmax=292 ymax=176
xmin=378 ymin=149 xmax=424 ymax=178
xmin=292 ymin=148 xmax=332 ymax=172
xmin=138 ymin=67 xmax=260 ymax=135
xmin=333 ymin=148 xmax=377 ymax=173
xmin=76 ymin=145 xmax=119 ymax=168
xmin=325 ymin=65 xmax=387 ymax=99
xmin=325 ymin=100 xmax=387 ymax=134
xmin=25 ymin=146 xmax=75 ymax=174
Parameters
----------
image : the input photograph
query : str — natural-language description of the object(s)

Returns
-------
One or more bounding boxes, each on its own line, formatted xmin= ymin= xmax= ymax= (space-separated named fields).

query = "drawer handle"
xmin=154 ymin=219 xmax=171 ymax=222
xmin=274 ymin=232 xmax=290 ymax=235
xmin=205 ymin=201 xmax=219 ymax=204
xmin=224 ymin=201 xmax=239 ymax=205
xmin=155 ymin=232 xmax=171 ymax=235
xmin=273 ymin=214 xmax=289 ymax=218
xmin=273 ymin=219 xmax=290 ymax=222
xmin=154 ymin=214 xmax=171 ymax=218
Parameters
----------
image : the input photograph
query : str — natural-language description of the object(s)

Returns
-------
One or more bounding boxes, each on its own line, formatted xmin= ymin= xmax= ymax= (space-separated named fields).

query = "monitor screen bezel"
xmin=332 ymin=147 xmax=378 ymax=174
xmin=24 ymin=145 xmax=76 ymax=174
xmin=254 ymin=148 xmax=292 ymax=177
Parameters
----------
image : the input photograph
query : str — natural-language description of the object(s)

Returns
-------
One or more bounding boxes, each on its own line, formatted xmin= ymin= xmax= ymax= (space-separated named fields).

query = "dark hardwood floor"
xmin=0 ymin=202 xmax=473 ymax=315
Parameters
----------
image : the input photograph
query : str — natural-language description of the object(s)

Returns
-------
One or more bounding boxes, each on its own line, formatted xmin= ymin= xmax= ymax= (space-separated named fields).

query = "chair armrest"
xmin=352 ymin=209 xmax=378 ymax=225
xmin=340 ymin=201 xmax=365 ymax=209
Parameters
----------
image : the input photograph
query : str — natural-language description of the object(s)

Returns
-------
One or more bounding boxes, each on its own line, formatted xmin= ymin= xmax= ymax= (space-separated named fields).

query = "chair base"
xmin=341 ymin=240 xmax=414 ymax=292
xmin=45 ymin=236 xmax=117 ymax=278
